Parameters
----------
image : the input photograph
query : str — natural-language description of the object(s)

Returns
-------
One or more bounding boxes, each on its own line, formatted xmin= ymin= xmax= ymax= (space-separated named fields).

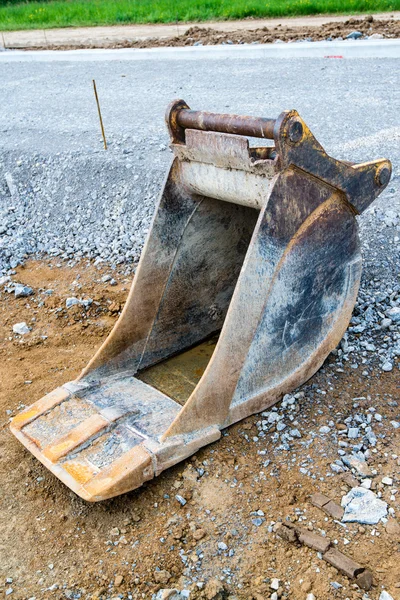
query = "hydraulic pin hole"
xmin=376 ymin=165 xmax=391 ymax=187
xmin=287 ymin=119 xmax=304 ymax=144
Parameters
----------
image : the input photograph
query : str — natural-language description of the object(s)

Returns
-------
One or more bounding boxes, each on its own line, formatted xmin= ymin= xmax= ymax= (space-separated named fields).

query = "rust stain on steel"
xmin=177 ymin=108 xmax=276 ymax=141
xmin=10 ymin=99 xmax=392 ymax=501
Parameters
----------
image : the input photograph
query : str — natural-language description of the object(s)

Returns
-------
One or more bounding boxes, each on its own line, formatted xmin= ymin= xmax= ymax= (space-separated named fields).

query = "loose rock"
xmin=154 ymin=570 xmax=171 ymax=584
xmin=270 ymin=578 xmax=280 ymax=590
xmin=346 ymin=30 xmax=363 ymax=39
xmin=379 ymin=592 xmax=395 ymax=600
xmin=381 ymin=476 xmax=393 ymax=486
xmin=385 ymin=519 xmax=400 ymax=537
xmin=14 ymin=284 xmax=33 ymax=298
xmin=342 ymin=454 xmax=372 ymax=477
xmin=66 ymin=297 xmax=80 ymax=309
xmin=12 ymin=322 xmax=30 ymax=335
xmin=341 ymin=487 xmax=387 ymax=524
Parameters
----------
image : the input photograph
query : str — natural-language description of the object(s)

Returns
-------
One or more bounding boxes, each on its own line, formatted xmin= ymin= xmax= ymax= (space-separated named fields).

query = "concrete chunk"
xmin=379 ymin=592 xmax=395 ymax=600
xmin=14 ymin=284 xmax=34 ymax=298
xmin=13 ymin=322 xmax=30 ymax=335
xmin=341 ymin=487 xmax=387 ymax=524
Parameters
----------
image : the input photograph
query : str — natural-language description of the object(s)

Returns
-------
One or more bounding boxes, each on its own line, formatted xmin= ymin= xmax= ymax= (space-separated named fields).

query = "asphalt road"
xmin=0 ymin=43 xmax=399 ymax=154
xmin=0 ymin=42 xmax=400 ymax=152
xmin=0 ymin=43 xmax=399 ymax=272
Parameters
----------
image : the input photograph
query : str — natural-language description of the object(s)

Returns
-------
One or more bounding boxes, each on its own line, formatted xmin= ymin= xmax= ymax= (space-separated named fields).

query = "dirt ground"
xmin=0 ymin=259 xmax=399 ymax=600
xmin=21 ymin=16 xmax=400 ymax=51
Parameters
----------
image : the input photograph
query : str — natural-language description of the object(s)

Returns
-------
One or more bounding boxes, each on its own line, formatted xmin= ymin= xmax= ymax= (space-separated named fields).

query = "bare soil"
xmin=21 ymin=16 xmax=400 ymax=51
xmin=0 ymin=259 xmax=399 ymax=600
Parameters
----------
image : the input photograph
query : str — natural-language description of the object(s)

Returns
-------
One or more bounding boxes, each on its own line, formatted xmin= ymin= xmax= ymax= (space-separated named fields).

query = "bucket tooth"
xmin=11 ymin=100 xmax=391 ymax=501
xmin=79 ymin=445 xmax=153 ymax=502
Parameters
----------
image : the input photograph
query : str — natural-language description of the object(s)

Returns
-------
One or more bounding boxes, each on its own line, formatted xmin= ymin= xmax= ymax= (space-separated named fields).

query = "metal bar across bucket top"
xmin=177 ymin=109 xmax=276 ymax=139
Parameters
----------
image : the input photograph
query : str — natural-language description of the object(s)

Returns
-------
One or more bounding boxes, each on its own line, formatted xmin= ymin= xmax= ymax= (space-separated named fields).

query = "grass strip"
xmin=0 ymin=0 xmax=399 ymax=31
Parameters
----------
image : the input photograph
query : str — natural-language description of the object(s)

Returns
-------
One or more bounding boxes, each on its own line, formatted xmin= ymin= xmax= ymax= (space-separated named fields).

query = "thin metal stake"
xmin=1 ymin=32 xmax=6 ymax=50
xmin=92 ymin=79 xmax=107 ymax=150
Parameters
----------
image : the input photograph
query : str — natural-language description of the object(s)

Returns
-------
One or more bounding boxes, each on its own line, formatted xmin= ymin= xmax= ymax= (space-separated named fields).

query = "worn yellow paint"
xmin=42 ymin=413 xmax=109 ymax=462
xmin=62 ymin=461 xmax=99 ymax=485
xmin=11 ymin=387 xmax=69 ymax=430
xmin=81 ymin=445 xmax=153 ymax=501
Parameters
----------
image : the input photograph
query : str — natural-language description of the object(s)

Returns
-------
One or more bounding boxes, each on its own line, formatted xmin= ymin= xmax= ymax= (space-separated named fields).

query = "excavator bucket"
xmin=11 ymin=101 xmax=391 ymax=501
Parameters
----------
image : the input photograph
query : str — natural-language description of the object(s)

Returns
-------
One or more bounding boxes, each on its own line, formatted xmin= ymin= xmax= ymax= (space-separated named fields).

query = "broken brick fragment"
xmin=341 ymin=472 xmax=359 ymax=488
xmin=323 ymin=547 xmax=364 ymax=579
xmin=275 ymin=523 xmax=298 ymax=543
xmin=323 ymin=500 xmax=344 ymax=520
xmin=297 ymin=529 xmax=331 ymax=553
xmin=277 ymin=504 xmax=373 ymax=592
xmin=355 ymin=569 xmax=373 ymax=591
xmin=310 ymin=493 xmax=344 ymax=519
xmin=275 ymin=523 xmax=331 ymax=553
xmin=310 ymin=493 xmax=330 ymax=508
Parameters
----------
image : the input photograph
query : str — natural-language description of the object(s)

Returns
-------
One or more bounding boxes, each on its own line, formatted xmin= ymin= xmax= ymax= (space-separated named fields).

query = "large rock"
xmin=341 ymin=487 xmax=387 ymax=524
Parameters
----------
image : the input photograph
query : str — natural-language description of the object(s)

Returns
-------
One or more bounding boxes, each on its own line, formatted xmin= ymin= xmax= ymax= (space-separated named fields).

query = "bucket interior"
xmin=135 ymin=196 xmax=259 ymax=404
xmin=138 ymin=333 xmax=219 ymax=405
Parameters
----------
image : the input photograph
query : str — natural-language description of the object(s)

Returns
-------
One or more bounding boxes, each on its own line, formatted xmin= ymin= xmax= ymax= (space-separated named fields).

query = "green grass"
xmin=0 ymin=0 xmax=399 ymax=31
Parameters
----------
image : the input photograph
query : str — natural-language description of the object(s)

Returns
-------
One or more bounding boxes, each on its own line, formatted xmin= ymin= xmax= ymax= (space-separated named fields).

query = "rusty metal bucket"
xmin=11 ymin=101 xmax=391 ymax=501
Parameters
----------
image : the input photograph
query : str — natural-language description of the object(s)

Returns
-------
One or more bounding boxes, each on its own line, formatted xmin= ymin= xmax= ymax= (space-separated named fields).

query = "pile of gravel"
xmin=0 ymin=138 xmax=169 ymax=274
